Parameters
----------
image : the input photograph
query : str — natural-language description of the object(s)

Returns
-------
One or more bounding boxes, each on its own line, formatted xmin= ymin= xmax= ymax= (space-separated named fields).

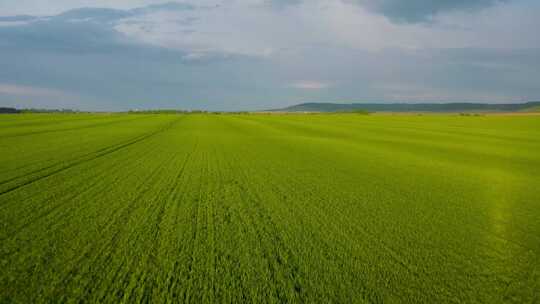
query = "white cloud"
xmin=290 ymin=81 xmax=332 ymax=90
xmin=0 ymin=20 xmax=31 ymax=26
xmin=0 ymin=84 xmax=83 ymax=109
xmin=114 ymin=2 xmax=297 ymax=57
xmin=0 ymin=84 xmax=71 ymax=98
xmin=2 ymin=0 xmax=539 ymax=54
xmin=375 ymin=83 xmax=522 ymax=103
xmin=0 ymin=1 xmax=176 ymax=16
xmin=108 ymin=0 xmax=540 ymax=60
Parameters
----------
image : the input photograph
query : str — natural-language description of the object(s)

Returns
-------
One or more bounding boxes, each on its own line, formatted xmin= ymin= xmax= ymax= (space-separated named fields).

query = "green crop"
xmin=1 ymin=113 xmax=539 ymax=303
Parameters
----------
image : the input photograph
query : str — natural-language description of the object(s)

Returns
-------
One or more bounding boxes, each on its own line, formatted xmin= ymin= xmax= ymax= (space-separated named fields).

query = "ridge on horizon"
xmin=270 ymin=101 xmax=540 ymax=113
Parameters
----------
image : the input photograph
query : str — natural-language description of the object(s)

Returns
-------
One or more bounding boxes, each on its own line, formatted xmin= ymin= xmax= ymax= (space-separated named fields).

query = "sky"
xmin=0 ymin=0 xmax=539 ymax=111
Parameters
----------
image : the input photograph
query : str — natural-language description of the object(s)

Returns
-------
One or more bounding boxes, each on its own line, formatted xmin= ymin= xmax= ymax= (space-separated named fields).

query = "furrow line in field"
xmin=135 ymin=140 xmax=200 ymax=302
xmin=0 ymin=135 xmax=164 ymax=242
xmin=0 ymin=115 xmax=115 ymax=129
xmin=2 ymin=117 xmax=184 ymax=302
xmin=211 ymin=169 xmax=268 ymax=301
xmin=0 ymin=125 xmax=165 ymax=220
xmin=207 ymin=146 xmax=247 ymax=302
xmin=227 ymin=152 xmax=389 ymax=301
xmin=248 ymin=153 xmax=463 ymax=301
xmin=159 ymin=141 xmax=200 ymax=301
xmin=204 ymin=148 xmax=220 ymax=303
xmin=219 ymin=148 xmax=307 ymax=303
xmin=235 ymin=116 xmax=540 ymax=254
xmin=0 ymin=116 xmax=179 ymax=186
xmin=117 ymin=152 xmax=187 ymax=303
xmin=234 ymin=115 xmax=540 ymax=174
xmin=0 ymin=114 xmax=129 ymax=128
xmin=264 ymin=115 xmax=540 ymax=145
xmin=60 ymin=150 xmax=179 ymax=302
xmin=219 ymin=117 xmax=451 ymax=300
xmin=95 ymin=131 xmax=198 ymax=302
xmin=151 ymin=158 xmax=202 ymax=302
xmin=0 ymin=117 xmax=183 ymax=197
xmin=297 ymin=144 xmax=540 ymax=258
xmin=182 ymin=151 xmax=211 ymax=303
xmin=0 ymin=173 xmax=107 ymax=242
xmin=0 ymin=135 xmax=177 ymax=302
xmin=0 ymin=115 xmax=151 ymax=139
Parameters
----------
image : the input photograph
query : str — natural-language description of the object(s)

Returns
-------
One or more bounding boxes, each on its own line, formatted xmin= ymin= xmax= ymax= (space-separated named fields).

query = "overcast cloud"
xmin=0 ymin=0 xmax=538 ymax=110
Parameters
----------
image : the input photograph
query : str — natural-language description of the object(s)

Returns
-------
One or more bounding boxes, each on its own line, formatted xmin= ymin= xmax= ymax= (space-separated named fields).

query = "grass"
xmin=1 ymin=113 xmax=539 ymax=303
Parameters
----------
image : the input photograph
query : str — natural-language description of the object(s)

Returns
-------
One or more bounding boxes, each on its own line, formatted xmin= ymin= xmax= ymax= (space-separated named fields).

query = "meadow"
xmin=0 ymin=113 xmax=539 ymax=303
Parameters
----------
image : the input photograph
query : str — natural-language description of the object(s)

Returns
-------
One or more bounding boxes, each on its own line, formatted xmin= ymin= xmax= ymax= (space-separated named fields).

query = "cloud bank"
xmin=346 ymin=0 xmax=508 ymax=23
xmin=0 ymin=0 xmax=538 ymax=110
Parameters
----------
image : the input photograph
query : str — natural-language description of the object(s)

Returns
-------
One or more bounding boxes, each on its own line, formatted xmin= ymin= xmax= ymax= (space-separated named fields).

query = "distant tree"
xmin=0 ymin=107 xmax=20 ymax=114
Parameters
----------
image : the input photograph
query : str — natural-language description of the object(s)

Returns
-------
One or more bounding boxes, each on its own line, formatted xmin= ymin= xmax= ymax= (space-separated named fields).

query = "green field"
xmin=1 ymin=113 xmax=539 ymax=303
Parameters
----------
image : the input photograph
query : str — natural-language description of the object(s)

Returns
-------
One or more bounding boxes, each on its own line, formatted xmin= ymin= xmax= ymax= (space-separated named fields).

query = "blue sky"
xmin=0 ymin=0 xmax=539 ymax=110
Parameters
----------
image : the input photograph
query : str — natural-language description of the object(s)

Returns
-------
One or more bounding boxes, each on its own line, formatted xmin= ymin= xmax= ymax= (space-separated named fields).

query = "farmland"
xmin=1 ymin=113 xmax=539 ymax=303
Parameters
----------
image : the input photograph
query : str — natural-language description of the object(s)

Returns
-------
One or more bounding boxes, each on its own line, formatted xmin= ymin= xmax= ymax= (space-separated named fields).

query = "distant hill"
xmin=271 ymin=102 xmax=540 ymax=113
xmin=519 ymin=105 xmax=540 ymax=112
